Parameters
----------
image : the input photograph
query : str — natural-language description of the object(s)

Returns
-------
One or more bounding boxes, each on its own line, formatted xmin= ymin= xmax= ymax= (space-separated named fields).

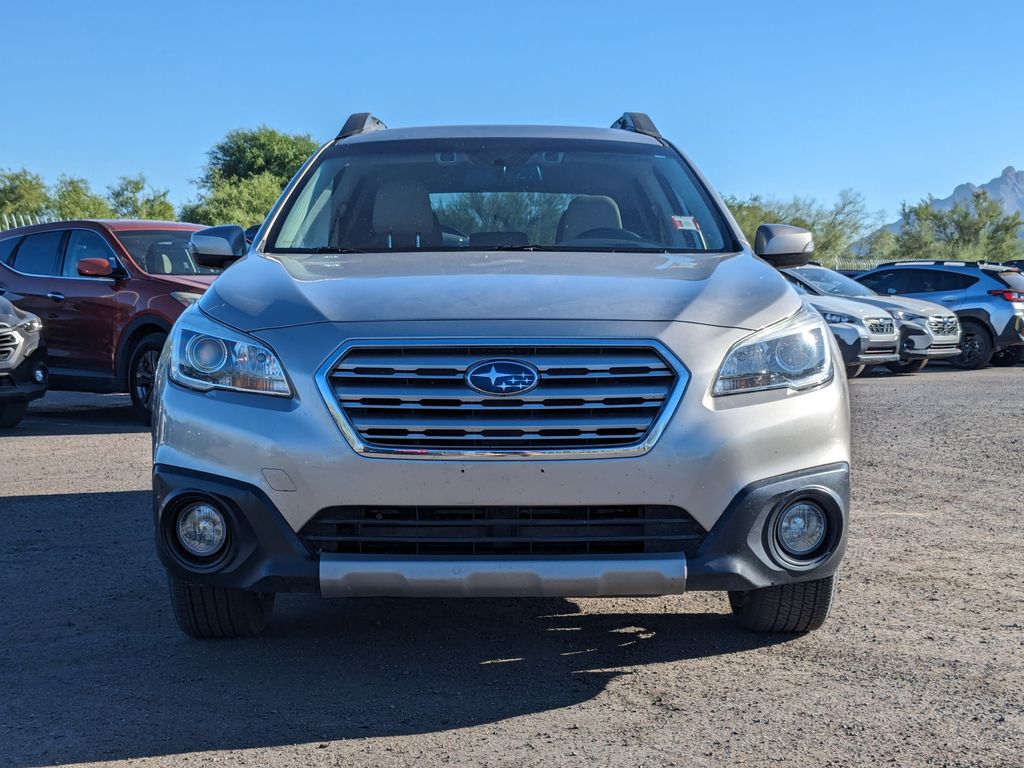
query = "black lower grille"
xmin=300 ymin=505 xmax=705 ymax=556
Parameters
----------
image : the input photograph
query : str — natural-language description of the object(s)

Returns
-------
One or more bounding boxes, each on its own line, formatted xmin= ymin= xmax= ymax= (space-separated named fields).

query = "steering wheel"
xmin=569 ymin=227 xmax=644 ymax=241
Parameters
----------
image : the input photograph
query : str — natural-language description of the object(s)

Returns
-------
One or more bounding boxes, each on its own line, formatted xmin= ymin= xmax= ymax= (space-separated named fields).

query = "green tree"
xmin=179 ymin=172 xmax=284 ymax=227
xmin=861 ymin=227 xmax=898 ymax=263
xmin=887 ymin=190 xmax=1023 ymax=262
xmin=107 ymin=175 xmax=175 ymax=220
xmin=182 ymin=126 xmax=317 ymax=226
xmin=201 ymin=126 xmax=318 ymax=187
xmin=725 ymin=189 xmax=878 ymax=268
xmin=51 ymin=175 xmax=113 ymax=219
xmin=0 ymin=168 xmax=51 ymax=218
xmin=434 ymin=192 xmax=571 ymax=244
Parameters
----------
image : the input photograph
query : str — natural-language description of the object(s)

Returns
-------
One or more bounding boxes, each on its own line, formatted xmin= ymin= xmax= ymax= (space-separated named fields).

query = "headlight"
xmin=15 ymin=314 xmax=42 ymax=333
xmin=713 ymin=306 xmax=833 ymax=396
xmin=821 ymin=311 xmax=855 ymax=325
xmin=893 ymin=309 xmax=925 ymax=322
xmin=171 ymin=291 xmax=203 ymax=307
xmin=169 ymin=310 xmax=291 ymax=396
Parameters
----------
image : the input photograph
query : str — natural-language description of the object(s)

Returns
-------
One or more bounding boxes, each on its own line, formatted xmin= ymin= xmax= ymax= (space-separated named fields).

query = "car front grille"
xmin=324 ymin=342 xmax=683 ymax=454
xmin=0 ymin=330 xmax=18 ymax=363
xmin=300 ymin=505 xmax=705 ymax=556
xmin=866 ymin=318 xmax=895 ymax=335
xmin=928 ymin=315 xmax=959 ymax=336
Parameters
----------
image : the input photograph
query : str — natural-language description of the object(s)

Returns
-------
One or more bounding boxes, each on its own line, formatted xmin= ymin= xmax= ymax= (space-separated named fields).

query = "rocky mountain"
xmin=884 ymin=166 xmax=1024 ymax=235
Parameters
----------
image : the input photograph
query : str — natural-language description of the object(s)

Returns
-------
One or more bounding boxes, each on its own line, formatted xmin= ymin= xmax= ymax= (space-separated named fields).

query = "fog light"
xmin=176 ymin=502 xmax=227 ymax=557
xmin=34 ymin=367 xmax=46 ymax=384
xmin=777 ymin=501 xmax=827 ymax=557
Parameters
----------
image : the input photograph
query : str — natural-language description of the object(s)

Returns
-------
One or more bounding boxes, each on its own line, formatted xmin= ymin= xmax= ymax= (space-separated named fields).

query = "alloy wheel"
xmin=134 ymin=350 xmax=160 ymax=411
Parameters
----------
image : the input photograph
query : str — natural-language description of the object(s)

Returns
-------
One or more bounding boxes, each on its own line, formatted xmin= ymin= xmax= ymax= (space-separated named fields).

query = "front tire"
xmin=728 ymin=575 xmax=836 ymax=633
xmin=885 ymin=359 xmax=928 ymax=374
xmin=168 ymin=576 xmax=275 ymax=639
xmin=846 ymin=365 xmax=865 ymax=379
xmin=128 ymin=333 xmax=165 ymax=425
xmin=948 ymin=320 xmax=994 ymax=369
xmin=0 ymin=400 xmax=28 ymax=428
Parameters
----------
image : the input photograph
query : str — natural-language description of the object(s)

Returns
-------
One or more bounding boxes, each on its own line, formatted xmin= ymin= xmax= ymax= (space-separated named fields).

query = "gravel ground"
xmin=1 ymin=369 xmax=1021 ymax=767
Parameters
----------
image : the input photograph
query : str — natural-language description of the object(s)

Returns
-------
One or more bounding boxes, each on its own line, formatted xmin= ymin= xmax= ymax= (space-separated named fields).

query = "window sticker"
xmin=671 ymin=215 xmax=707 ymax=248
xmin=671 ymin=215 xmax=701 ymax=231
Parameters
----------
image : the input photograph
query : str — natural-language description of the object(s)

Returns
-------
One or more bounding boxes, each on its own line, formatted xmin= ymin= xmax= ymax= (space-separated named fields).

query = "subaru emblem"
xmin=465 ymin=359 xmax=540 ymax=396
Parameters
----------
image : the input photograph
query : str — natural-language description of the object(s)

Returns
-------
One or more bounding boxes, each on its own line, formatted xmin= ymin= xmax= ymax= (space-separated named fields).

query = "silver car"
xmin=783 ymin=266 xmax=960 ymax=374
xmin=789 ymin=288 xmax=900 ymax=377
xmin=0 ymin=296 xmax=46 ymax=427
xmin=153 ymin=113 xmax=851 ymax=638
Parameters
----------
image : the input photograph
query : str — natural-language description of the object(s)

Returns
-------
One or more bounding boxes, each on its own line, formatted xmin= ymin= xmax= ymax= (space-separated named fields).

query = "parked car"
xmin=153 ymin=112 xmax=851 ymax=639
xmin=783 ymin=281 xmax=899 ymax=377
xmin=0 ymin=220 xmax=216 ymax=421
xmin=783 ymin=265 xmax=960 ymax=374
xmin=856 ymin=261 xmax=1024 ymax=369
xmin=0 ymin=295 xmax=46 ymax=427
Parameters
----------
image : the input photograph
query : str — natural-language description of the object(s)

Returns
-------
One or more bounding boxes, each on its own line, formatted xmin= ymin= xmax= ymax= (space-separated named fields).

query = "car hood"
xmin=199 ymin=249 xmax=801 ymax=332
xmin=832 ymin=294 xmax=954 ymax=317
xmin=805 ymin=294 xmax=891 ymax=319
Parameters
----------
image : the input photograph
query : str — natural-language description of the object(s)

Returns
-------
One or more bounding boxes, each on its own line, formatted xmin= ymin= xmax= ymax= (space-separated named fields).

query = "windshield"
xmin=116 ymin=230 xmax=221 ymax=275
xmin=267 ymin=138 xmax=734 ymax=254
xmin=792 ymin=266 xmax=877 ymax=297
xmin=996 ymin=270 xmax=1024 ymax=290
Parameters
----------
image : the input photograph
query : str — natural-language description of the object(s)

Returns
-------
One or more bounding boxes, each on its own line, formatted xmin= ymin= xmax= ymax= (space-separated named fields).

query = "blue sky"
xmin=2 ymin=0 xmax=1021 ymax=220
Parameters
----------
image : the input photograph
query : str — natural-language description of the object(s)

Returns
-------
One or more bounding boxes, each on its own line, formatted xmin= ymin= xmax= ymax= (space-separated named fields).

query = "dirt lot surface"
xmin=1 ymin=369 xmax=1021 ymax=768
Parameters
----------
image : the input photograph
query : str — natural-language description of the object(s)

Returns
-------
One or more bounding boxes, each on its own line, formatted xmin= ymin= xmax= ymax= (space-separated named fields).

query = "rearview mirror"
xmin=190 ymin=225 xmax=247 ymax=269
xmin=754 ymin=224 xmax=814 ymax=268
xmin=77 ymin=258 xmax=115 ymax=277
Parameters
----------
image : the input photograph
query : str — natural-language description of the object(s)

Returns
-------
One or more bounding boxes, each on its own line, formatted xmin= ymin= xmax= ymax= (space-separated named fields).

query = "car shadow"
xmin=13 ymin=397 xmax=148 ymax=436
xmin=0 ymin=491 xmax=793 ymax=766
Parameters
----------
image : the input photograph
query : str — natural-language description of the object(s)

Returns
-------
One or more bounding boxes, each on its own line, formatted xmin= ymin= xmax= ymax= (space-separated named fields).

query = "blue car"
xmin=857 ymin=261 xmax=1024 ymax=368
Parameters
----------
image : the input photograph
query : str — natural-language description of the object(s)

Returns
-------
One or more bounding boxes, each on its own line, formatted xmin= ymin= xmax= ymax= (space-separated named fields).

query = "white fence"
xmin=0 ymin=213 xmax=71 ymax=231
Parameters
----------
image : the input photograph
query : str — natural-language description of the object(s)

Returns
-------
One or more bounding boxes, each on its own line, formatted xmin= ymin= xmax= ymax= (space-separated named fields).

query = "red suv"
xmin=0 ymin=220 xmax=217 ymax=422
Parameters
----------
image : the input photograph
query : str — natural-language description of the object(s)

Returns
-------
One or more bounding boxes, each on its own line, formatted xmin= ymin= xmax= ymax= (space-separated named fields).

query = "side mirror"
xmin=190 ymin=225 xmax=247 ymax=269
xmin=754 ymin=224 xmax=814 ymax=268
xmin=243 ymin=224 xmax=261 ymax=244
xmin=77 ymin=258 xmax=115 ymax=278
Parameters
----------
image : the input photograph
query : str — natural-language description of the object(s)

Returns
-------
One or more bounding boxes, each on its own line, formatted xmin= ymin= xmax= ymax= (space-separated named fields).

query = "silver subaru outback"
xmin=153 ymin=113 xmax=851 ymax=638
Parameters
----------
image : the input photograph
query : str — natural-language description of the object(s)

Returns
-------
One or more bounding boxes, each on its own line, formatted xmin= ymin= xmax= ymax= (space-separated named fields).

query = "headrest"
xmin=556 ymin=195 xmax=623 ymax=242
xmin=372 ymin=181 xmax=435 ymax=245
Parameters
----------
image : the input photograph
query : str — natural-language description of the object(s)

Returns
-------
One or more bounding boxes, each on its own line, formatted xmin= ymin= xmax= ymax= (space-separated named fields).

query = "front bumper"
xmin=153 ymin=462 xmax=849 ymax=596
xmin=153 ymin=319 xmax=850 ymax=597
xmin=899 ymin=321 xmax=960 ymax=360
xmin=829 ymin=323 xmax=900 ymax=366
xmin=0 ymin=348 xmax=48 ymax=402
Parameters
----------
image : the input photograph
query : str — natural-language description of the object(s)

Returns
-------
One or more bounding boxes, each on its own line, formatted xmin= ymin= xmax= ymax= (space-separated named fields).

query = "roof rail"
xmin=610 ymin=112 xmax=661 ymax=139
xmin=876 ymin=259 xmax=1010 ymax=270
xmin=336 ymin=112 xmax=387 ymax=140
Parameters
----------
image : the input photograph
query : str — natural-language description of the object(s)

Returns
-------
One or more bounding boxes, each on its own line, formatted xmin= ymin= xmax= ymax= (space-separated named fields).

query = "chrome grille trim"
xmin=0 ymin=329 xmax=20 ymax=364
xmin=927 ymin=315 xmax=959 ymax=336
xmin=314 ymin=338 xmax=689 ymax=460
xmin=866 ymin=317 xmax=895 ymax=334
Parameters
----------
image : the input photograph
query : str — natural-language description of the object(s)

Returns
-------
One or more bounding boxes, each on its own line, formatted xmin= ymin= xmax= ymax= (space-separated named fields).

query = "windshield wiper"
xmin=309 ymin=246 xmax=367 ymax=254
xmin=488 ymin=244 xmax=562 ymax=251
